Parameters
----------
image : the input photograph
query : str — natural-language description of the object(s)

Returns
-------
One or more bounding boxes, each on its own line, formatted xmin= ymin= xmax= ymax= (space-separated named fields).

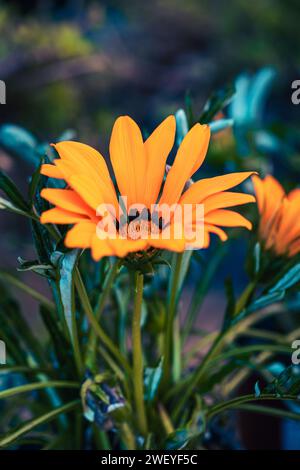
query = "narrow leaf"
xmin=0 ymin=170 xmax=29 ymax=211
xmin=0 ymin=400 xmax=80 ymax=448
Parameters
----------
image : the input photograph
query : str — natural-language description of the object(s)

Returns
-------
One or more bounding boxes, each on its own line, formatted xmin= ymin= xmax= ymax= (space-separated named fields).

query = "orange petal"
xmin=287 ymin=188 xmax=300 ymax=202
xmin=108 ymin=237 xmax=148 ymax=258
xmin=40 ymin=188 xmax=94 ymax=216
xmin=205 ymin=209 xmax=252 ymax=230
xmin=110 ymin=116 xmax=146 ymax=207
xmin=204 ymin=223 xmax=228 ymax=241
xmin=203 ymin=192 xmax=256 ymax=214
xmin=149 ymin=237 xmax=186 ymax=252
xmin=53 ymin=141 xmax=113 ymax=187
xmin=273 ymin=198 xmax=299 ymax=249
xmin=159 ymin=123 xmax=210 ymax=206
xmin=185 ymin=230 xmax=210 ymax=249
xmin=261 ymin=175 xmax=285 ymax=222
xmin=252 ymin=175 xmax=285 ymax=244
xmin=40 ymin=164 xmax=64 ymax=179
xmin=288 ymin=238 xmax=300 ymax=257
xmin=65 ymin=221 xmax=96 ymax=248
xmin=251 ymin=175 xmax=265 ymax=214
xmin=91 ymin=234 xmax=114 ymax=261
xmin=149 ymin=221 xmax=186 ymax=252
xmin=179 ymin=172 xmax=256 ymax=205
xmin=40 ymin=207 xmax=88 ymax=224
xmin=144 ymin=115 xmax=176 ymax=207
xmin=53 ymin=142 xmax=118 ymax=211
xmin=68 ymin=174 xmax=105 ymax=212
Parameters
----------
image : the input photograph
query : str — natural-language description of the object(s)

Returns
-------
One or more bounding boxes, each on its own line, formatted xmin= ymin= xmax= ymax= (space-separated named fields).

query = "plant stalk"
xmin=132 ymin=272 xmax=148 ymax=437
xmin=161 ymin=252 xmax=183 ymax=389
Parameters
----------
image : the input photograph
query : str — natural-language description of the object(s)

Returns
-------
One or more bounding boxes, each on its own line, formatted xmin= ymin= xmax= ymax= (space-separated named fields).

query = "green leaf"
xmin=199 ymin=83 xmax=236 ymax=124
xmin=264 ymin=365 xmax=300 ymax=397
xmin=175 ymin=109 xmax=189 ymax=144
xmin=236 ymin=403 xmax=300 ymax=422
xmin=57 ymin=249 xmax=80 ymax=339
xmin=184 ymin=91 xmax=195 ymax=128
xmin=223 ymin=277 xmax=236 ymax=325
xmin=0 ymin=380 xmax=79 ymax=401
xmin=270 ymin=263 xmax=300 ymax=293
xmin=182 ymin=243 xmax=227 ymax=340
xmin=0 ymin=281 xmax=46 ymax=364
xmin=30 ymin=173 xmax=59 ymax=262
xmin=39 ymin=304 xmax=75 ymax=375
xmin=164 ymin=428 xmax=201 ymax=450
xmin=0 ymin=315 xmax=27 ymax=364
xmin=0 ymin=400 xmax=80 ymax=448
xmin=254 ymin=381 xmax=261 ymax=398
xmin=0 ymin=270 xmax=55 ymax=311
xmin=209 ymin=118 xmax=234 ymax=133
xmin=0 ymin=124 xmax=38 ymax=166
xmin=0 ymin=196 xmax=30 ymax=218
xmin=17 ymin=257 xmax=54 ymax=278
xmin=0 ymin=366 xmax=54 ymax=376
xmin=254 ymin=242 xmax=261 ymax=275
xmin=29 ymin=161 xmax=42 ymax=203
xmin=144 ymin=359 xmax=163 ymax=401
xmin=31 ymin=219 xmax=56 ymax=264
xmin=247 ymin=290 xmax=285 ymax=313
xmin=191 ymin=361 xmax=239 ymax=395
xmin=177 ymin=251 xmax=192 ymax=294
xmin=0 ymin=170 xmax=29 ymax=211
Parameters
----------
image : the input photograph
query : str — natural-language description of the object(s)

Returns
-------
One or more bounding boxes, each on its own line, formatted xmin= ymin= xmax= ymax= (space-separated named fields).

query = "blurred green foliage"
xmin=0 ymin=0 xmax=299 ymax=140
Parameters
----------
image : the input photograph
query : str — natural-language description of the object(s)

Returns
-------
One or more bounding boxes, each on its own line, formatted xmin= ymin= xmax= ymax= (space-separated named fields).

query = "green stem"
xmin=235 ymin=403 xmax=300 ymax=421
xmin=182 ymin=244 xmax=226 ymax=342
xmin=0 ymin=270 xmax=55 ymax=311
xmin=74 ymin=268 xmax=131 ymax=375
xmin=243 ymin=328 xmax=286 ymax=343
xmin=162 ymin=252 xmax=183 ymax=388
xmin=71 ymin=283 xmax=84 ymax=377
xmin=0 ymin=400 xmax=80 ymax=448
xmin=172 ymin=331 xmax=225 ymax=422
xmin=0 ymin=366 xmax=55 ymax=376
xmin=132 ymin=272 xmax=148 ymax=437
xmin=95 ymin=260 xmax=121 ymax=320
xmin=172 ymin=273 xmax=264 ymax=421
xmin=207 ymin=394 xmax=297 ymax=420
xmin=211 ymin=343 xmax=292 ymax=363
xmin=158 ymin=403 xmax=174 ymax=435
xmin=0 ymin=380 xmax=79 ymax=400
xmin=233 ymin=280 xmax=257 ymax=316
xmin=93 ymin=425 xmax=111 ymax=450
xmin=120 ymin=423 xmax=136 ymax=450
xmin=86 ymin=260 xmax=121 ymax=369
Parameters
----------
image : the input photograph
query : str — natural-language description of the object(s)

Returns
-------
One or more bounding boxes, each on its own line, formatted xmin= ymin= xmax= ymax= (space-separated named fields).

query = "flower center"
xmin=118 ymin=208 xmax=164 ymax=240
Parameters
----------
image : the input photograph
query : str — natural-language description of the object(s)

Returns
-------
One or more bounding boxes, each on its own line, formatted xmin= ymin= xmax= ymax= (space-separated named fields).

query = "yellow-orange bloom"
xmin=40 ymin=115 xmax=255 ymax=260
xmin=252 ymin=174 xmax=300 ymax=257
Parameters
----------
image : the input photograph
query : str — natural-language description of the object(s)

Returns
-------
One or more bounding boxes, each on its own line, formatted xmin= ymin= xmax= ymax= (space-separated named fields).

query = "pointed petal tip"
xmin=245 ymin=220 xmax=253 ymax=230
xmin=40 ymin=188 xmax=48 ymax=199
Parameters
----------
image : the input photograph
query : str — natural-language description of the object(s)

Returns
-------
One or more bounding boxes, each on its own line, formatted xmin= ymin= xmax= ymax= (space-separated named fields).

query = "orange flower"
xmin=252 ymin=174 xmax=300 ymax=257
xmin=40 ymin=116 xmax=255 ymax=260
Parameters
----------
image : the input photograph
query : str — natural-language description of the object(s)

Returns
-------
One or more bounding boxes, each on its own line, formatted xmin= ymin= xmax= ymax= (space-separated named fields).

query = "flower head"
xmin=252 ymin=174 xmax=300 ymax=257
xmin=40 ymin=116 xmax=255 ymax=260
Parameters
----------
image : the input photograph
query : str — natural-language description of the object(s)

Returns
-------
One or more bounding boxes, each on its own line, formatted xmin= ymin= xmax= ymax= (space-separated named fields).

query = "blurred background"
xmin=0 ymin=0 xmax=300 ymax=449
